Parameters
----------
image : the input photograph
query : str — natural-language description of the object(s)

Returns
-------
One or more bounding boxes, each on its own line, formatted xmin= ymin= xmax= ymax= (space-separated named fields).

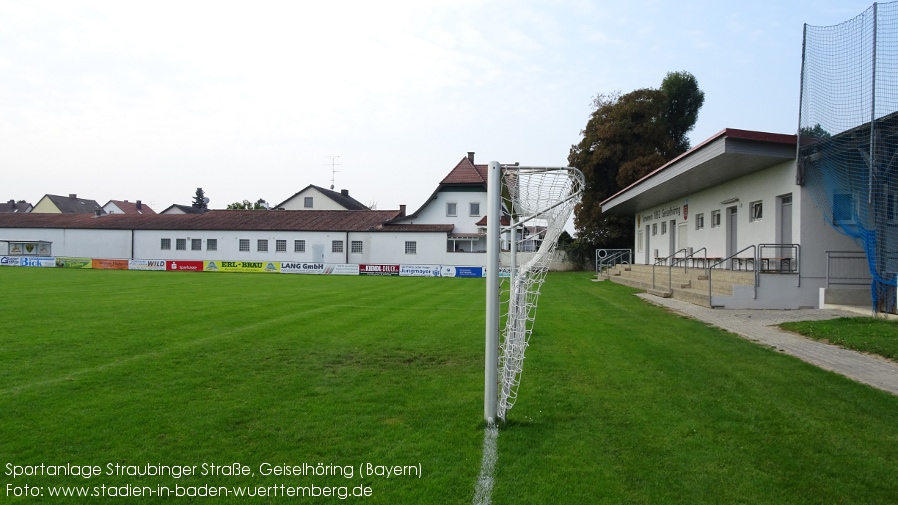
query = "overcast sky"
xmin=0 ymin=0 xmax=878 ymax=213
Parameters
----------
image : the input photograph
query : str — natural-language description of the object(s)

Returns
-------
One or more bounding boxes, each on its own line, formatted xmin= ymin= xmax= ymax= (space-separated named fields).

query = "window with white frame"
xmin=711 ymin=210 xmax=721 ymax=227
xmin=749 ymin=200 xmax=763 ymax=222
xmin=276 ymin=239 xmax=287 ymax=252
xmin=446 ymin=202 xmax=457 ymax=217
xmin=405 ymin=241 xmax=417 ymax=254
xmin=332 ymin=240 xmax=343 ymax=253
xmin=652 ymin=223 xmax=657 ymax=236
xmin=161 ymin=238 xmax=171 ymax=250
xmin=637 ymin=230 xmax=644 ymax=252
xmin=304 ymin=197 xmax=313 ymax=208
xmin=351 ymin=240 xmax=363 ymax=254
xmin=294 ymin=239 xmax=305 ymax=252
xmin=191 ymin=238 xmax=202 ymax=251
xmin=207 ymin=239 xmax=217 ymax=251
xmin=176 ymin=238 xmax=186 ymax=251
xmin=661 ymin=221 xmax=667 ymax=234
xmin=239 ymin=239 xmax=250 ymax=252
xmin=695 ymin=213 xmax=704 ymax=230
xmin=257 ymin=239 xmax=268 ymax=252
xmin=470 ymin=202 xmax=480 ymax=216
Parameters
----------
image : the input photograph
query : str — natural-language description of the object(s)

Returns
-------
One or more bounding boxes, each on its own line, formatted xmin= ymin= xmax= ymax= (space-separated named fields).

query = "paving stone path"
xmin=636 ymin=294 xmax=898 ymax=396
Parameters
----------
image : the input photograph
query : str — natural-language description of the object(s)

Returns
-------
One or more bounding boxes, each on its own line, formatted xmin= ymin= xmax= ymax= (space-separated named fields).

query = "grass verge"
xmin=780 ymin=317 xmax=898 ymax=361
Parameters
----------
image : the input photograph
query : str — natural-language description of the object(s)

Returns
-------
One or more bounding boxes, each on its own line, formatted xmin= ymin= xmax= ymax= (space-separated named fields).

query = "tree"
xmin=568 ymin=71 xmax=704 ymax=254
xmin=192 ymin=188 xmax=208 ymax=209
xmin=226 ymin=198 xmax=268 ymax=210
xmin=661 ymin=71 xmax=705 ymax=154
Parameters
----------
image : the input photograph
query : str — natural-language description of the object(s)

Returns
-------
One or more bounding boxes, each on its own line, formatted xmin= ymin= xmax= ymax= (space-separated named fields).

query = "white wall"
xmin=399 ymin=189 xmax=486 ymax=235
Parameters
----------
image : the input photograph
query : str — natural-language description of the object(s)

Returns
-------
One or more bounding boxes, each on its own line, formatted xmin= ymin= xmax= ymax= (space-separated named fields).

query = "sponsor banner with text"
xmin=400 ymin=264 xmax=442 ymax=277
xmin=204 ymin=260 xmax=279 ymax=273
xmin=441 ymin=266 xmax=485 ymax=278
xmin=19 ymin=257 xmax=56 ymax=268
xmin=1 ymin=256 xmax=22 ymax=267
xmin=55 ymin=257 xmax=92 ymax=269
xmin=166 ymin=260 xmax=204 ymax=272
xmin=280 ymin=263 xmax=360 ymax=275
xmin=129 ymin=259 xmax=167 ymax=271
xmin=359 ymin=264 xmax=400 ymax=276
xmin=92 ymin=258 xmax=129 ymax=270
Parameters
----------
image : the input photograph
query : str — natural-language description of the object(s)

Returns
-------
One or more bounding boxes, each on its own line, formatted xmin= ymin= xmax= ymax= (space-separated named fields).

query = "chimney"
xmin=136 ymin=200 xmax=142 ymax=211
xmin=467 ymin=152 xmax=475 ymax=163
xmin=399 ymin=204 xmax=406 ymax=217
xmin=340 ymin=189 xmax=349 ymax=197
xmin=69 ymin=194 xmax=77 ymax=199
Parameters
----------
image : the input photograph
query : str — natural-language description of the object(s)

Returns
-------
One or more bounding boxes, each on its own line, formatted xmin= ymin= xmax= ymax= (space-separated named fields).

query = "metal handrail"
xmin=595 ymin=249 xmax=632 ymax=278
xmin=758 ymin=243 xmax=801 ymax=287
xmin=666 ymin=247 xmax=708 ymax=294
xmin=652 ymin=248 xmax=688 ymax=290
xmin=708 ymin=245 xmax=758 ymax=305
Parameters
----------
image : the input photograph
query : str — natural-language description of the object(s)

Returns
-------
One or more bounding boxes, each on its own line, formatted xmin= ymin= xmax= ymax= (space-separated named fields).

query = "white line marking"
xmin=472 ymin=421 xmax=499 ymax=505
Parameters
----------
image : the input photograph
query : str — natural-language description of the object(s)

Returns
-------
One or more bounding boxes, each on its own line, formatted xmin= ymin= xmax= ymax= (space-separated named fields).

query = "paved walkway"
xmin=635 ymin=294 xmax=898 ymax=396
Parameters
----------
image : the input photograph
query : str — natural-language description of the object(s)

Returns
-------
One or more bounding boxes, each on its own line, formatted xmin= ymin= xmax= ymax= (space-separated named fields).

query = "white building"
xmin=601 ymin=128 xmax=866 ymax=309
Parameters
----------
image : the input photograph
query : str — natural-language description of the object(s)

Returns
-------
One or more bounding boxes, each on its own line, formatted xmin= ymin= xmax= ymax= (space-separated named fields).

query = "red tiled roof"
xmin=440 ymin=156 xmax=488 ymax=185
xmin=474 ymin=215 xmax=510 ymax=226
xmin=378 ymin=223 xmax=454 ymax=232
xmin=0 ymin=210 xmax=403 ymax=232
xmin=107 ymin=200 xmax=157 ymax=215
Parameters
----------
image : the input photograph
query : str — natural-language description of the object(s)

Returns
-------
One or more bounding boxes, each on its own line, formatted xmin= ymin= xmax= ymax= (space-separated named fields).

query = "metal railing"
xmin=708 ymin=245 xmax=758 ymax=302
xmin=595 ymin=249 xmax=632 ymax=278
xmin=652 ymin=248 xmax=688 ymax=290
xmin=825 ymin=250 xmax=871 ymax=288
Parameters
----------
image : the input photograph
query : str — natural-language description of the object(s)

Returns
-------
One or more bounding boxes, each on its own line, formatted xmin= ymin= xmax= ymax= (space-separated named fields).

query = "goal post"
xmin=484 ymin=162 xmax=584 ymax=422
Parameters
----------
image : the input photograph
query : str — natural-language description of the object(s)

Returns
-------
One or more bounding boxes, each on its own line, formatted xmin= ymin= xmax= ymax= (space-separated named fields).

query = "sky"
xmin=0 ymin=0 xmax=880 ymax=214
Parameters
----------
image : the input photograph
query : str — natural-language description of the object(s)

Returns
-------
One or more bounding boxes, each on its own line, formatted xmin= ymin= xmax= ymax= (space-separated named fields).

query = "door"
xmin=313 ymin=244 xmax=325 ymax=263
xmin=645 ymin=225 xmax=651 ymax=264
xmin=779 ymin=194 xmax=793 ymax=268
xmin=669 ymin=219 xmax=677 ymax=259
xmin=727 ymin=206 xmax=738 ymax=269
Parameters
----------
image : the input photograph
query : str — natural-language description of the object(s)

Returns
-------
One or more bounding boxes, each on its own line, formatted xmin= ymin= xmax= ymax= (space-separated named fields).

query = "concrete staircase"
xmin=599 ymin=263 xmax=756 ymax=308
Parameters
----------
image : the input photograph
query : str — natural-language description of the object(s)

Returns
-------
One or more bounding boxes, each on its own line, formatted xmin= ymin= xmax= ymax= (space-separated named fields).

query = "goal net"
xmin=484 ymin=163 xmax=584 ymax=422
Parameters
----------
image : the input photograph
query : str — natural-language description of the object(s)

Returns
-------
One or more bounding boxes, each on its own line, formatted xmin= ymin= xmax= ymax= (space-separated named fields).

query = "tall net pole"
xmin=484 ymin=161 xmax=501 ymax=423
xmin=484 ymin=163 xmax=584 ymax=422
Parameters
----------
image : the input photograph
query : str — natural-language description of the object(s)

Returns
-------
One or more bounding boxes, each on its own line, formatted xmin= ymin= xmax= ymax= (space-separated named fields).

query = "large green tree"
xmin=568 ymin=71 xmax=704 ymax=254
xmin=226 ymin=198 xmax=268 ymax=210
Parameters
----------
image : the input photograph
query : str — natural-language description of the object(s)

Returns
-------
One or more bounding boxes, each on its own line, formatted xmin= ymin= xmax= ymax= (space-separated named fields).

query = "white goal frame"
xmin=484 ymin=161 xmax=584 ymax=422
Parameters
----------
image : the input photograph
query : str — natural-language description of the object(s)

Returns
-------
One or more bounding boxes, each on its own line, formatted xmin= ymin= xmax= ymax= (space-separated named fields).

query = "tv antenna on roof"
xmin=324 ymin=156 xmax=341 ymax=190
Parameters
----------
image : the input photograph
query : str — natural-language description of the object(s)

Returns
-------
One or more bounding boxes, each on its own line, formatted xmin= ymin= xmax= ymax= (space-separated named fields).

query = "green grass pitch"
xmin=1 ymin=268 xmax=897 ymax=503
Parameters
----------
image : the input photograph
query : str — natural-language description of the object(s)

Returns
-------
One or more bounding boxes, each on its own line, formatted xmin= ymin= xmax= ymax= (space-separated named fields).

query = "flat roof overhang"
xmin=601 ymin=129 xmax=797 ymax=215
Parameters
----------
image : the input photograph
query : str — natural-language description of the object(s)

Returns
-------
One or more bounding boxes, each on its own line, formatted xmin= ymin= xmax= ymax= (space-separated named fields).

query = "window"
xmin=470 ymin=202 xmax=480 ymax=216
xmin=332 ymin=240 xmax=344 ymax=253
xmin=695 ymin=213 xmax=704 ymax=230
xmin=446 ymin=202 xmax=457 ymax=217
xmin=207 ymin=239 xmax=217 ymax=251
xmin=304 ymin=197 xmax=313 ymax=208
xmin=276 ymin=239 xmax=287 ymax=252
xmin=637 ymin=230 xmax=644 ymax=253
xmin=833 ymin=192 xmax=855 ymax=223
xmin=661 ymin=221 xmax=667 ymax=235
xmin=257 ymin=239 xmax=268 ymax=252
xmin=351 ymin=240 xmax=363 ymax=254
xmin=294 ymin=240 xmax=305 ymax=252
xmin=176 ymin=238 xmax=186 ymax=251
xmin=239 ymin=239 xmax=250 ymax=252
xmin=405 ymin=241 xmax=417 ymax=254
xmin=161 ymin=238 xmax=171 ymax=250
xmin=652 ymin=223 xmax=657 ymax=236
xmin=191 ymin=239 xmax=202 ymax=251
xmin=750 ymin=200 xmax=763 ymax=222
xmin=711 ymin=210 xmax=721 ymax=228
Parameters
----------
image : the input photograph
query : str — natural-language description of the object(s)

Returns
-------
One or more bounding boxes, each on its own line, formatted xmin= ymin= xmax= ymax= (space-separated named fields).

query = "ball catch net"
xmin=493 ymin=165 xmax=584 ymax=421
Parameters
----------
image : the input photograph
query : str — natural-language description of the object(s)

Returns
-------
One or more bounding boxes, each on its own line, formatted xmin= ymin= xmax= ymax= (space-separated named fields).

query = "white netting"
xmin=496 ymin=166 xmax=584 ymax=420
